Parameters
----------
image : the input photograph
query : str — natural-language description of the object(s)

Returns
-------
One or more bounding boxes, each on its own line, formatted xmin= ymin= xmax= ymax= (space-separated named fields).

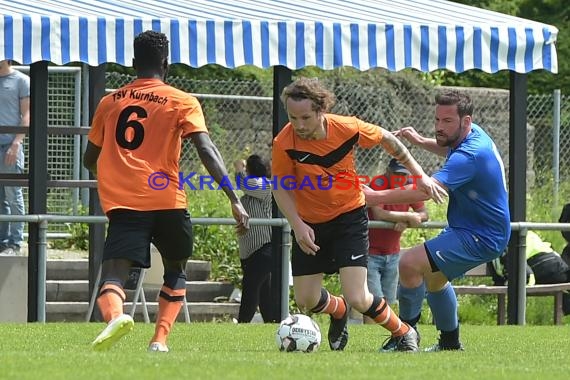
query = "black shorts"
xmin=527 ymin=251 xmax=570 ymax=284
xmin=291 ymin=206 xmax=369 ymax=276
xmin=103 ymin=209 xmax=193 ymax=268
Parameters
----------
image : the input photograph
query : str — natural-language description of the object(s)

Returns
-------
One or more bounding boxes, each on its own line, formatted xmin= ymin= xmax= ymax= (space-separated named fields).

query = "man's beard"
xmin=436 ymin=121 xmax=463 ymax=147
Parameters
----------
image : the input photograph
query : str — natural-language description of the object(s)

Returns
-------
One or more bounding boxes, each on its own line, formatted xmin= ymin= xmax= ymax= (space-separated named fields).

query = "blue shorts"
xmin=424 ymin=227 xmax=502 ymax=281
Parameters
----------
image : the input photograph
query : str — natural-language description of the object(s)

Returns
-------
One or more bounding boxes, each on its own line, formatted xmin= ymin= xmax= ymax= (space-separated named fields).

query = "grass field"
xmin=0 ymin=322 xmax=568 ymax=380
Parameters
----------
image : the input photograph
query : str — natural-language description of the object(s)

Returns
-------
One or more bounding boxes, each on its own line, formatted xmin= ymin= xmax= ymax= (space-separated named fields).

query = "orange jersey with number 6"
xmin=88 ymin=78 xmax=208 ymax=214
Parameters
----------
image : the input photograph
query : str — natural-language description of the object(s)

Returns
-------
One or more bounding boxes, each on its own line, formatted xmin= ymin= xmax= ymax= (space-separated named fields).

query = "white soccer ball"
xmin=275 ymin=314 xmax=321 ymax=353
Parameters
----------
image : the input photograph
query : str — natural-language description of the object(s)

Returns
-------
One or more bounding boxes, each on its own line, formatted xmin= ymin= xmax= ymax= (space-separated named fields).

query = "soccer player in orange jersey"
xmin=83 ymin=30 xmax=249 ymax=352
xmin=271 ymin=77 xmax=446 ymax=352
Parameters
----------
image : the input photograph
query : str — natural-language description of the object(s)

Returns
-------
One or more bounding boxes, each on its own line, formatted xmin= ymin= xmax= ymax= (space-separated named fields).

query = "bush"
xmin=186 ymin=187 xmax=241 ymax=285
xmin=49 ymin=206 xmax=89 ymax=251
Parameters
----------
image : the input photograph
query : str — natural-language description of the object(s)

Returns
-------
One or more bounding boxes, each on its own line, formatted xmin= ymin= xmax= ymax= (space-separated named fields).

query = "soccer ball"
xmin=275 ymin=314 xmax=321 ymax=353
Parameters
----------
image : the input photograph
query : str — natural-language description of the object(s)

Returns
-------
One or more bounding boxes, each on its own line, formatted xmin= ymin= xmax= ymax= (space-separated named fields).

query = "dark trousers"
xmin=527 ymin=251 xmax=570 ymax=315
xmin=238 ymin=243 xmax=272 ymax=323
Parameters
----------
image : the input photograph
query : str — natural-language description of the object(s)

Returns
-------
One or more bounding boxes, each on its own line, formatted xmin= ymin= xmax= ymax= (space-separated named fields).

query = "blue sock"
xmin=427 ymin=283 xmax=458 ymax=331
xmin=398 ymin=282 xmax=426 ymax=324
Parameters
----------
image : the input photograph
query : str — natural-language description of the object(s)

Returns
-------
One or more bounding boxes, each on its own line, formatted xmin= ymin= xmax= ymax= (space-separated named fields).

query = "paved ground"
xmin=11 ymin=242 xmax=88 ymax=260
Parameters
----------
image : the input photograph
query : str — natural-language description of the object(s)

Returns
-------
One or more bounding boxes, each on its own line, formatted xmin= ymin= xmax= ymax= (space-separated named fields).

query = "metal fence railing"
xmin=9 ymin=214 xmax=570 ymax=324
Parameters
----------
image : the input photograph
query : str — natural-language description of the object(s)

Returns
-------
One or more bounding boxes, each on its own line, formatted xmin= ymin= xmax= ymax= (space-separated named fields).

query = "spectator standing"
xmin=364 ymin=158 xmax=428 ymax=324
xmin=233 ymin=155 xmax=273 ymax=323
xmin=0 ymin=60 xmax=28 ymax=256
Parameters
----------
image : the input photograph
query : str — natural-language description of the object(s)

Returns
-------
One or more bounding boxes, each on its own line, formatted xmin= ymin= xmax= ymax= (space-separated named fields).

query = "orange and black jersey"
xmin=272 ymin=114 xmax=383 ymax=223
xmin=88 ymin=78 xmax=208 ymax=214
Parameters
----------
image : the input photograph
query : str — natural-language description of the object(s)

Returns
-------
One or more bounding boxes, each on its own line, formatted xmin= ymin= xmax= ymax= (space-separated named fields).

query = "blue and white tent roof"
xmin=0 ymin=0 xmax=558 ymax=73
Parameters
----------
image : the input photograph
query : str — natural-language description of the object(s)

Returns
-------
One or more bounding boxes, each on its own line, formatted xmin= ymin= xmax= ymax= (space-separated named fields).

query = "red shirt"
xmin=368 ymin=201 xmax=425 ymax=255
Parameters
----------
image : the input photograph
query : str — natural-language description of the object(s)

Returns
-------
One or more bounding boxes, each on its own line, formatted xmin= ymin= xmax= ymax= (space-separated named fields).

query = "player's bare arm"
xmin=190 ymin=131 xmax=249 ymax=228
xmin=83 ymin=141 xmax=101 ymax=176
xmin=362 ymin=177 xmax=447 ymax=206
xmin=369 ymin=206 xmax=418 ymax=225
xmin=379 ymin=131 xmax=447 ymax=203
xmin=415 ymin=206 xmax=429 ymax=222
xmin=393 ymin=127 xmax=448 ymax=157
xmin=363 ymin=184 xmax=426 ymax=206
xmin=378 ymin=131 xmax=420 ymax=174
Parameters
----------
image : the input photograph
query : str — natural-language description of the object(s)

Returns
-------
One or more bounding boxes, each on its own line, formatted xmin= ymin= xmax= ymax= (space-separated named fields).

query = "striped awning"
xmin=0 ymin=0 xmax=558 ymax=73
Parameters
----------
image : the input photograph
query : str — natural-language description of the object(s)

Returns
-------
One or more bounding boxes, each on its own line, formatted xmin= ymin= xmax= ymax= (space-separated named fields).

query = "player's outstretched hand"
xmin=417 ymin=176 xmax=447 ymax=204
xmin=393 ymin=127 xmax=424 ymax=145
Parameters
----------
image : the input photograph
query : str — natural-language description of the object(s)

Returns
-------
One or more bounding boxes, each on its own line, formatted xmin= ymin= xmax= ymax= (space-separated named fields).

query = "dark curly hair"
xmin=246 ymin=154 xmax=270 ymax=178
xmin=133 ymin=30 xmax=169 ymax=71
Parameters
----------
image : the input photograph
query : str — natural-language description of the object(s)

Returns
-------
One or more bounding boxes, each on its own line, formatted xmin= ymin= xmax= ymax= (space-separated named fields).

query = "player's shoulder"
xmin=161 ymin=83 xmax=193 ymax=98
xmin=326 ymin=114 xmax=360 ymax=128
xmin=457 ymin=124 xmax=492 ymax=154
xmin=273 ymin=124 xmax=294 ymax=145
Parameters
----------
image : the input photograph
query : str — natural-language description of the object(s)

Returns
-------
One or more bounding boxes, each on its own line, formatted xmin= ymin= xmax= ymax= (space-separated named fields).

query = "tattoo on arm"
xmin=380 ymin=132 xmax=412 ymax=164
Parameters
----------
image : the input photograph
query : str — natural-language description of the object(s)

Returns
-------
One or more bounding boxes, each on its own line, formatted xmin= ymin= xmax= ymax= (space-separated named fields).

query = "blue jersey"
xmin=433 ymin=124 xmax=511 ymax=254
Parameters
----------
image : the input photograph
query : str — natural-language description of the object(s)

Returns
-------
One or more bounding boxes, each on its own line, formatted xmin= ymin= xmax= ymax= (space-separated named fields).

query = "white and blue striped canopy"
xmin=0 ymin=0 xmax=558 ymax=73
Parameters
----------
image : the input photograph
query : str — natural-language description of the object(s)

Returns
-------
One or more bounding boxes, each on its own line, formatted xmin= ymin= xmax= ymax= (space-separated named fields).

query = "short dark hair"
xmin=435 ymin=90 xmax=474 ymax=118
xmin=246 ymin=154 xmax=269 ymax=178
xmin=133 ymin=30 xmax=169 ymax=71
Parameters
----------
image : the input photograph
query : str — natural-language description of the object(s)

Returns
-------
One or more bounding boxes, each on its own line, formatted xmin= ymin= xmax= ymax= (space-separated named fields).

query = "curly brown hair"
xmin=280 ymin=77 xmax=336 ymax=113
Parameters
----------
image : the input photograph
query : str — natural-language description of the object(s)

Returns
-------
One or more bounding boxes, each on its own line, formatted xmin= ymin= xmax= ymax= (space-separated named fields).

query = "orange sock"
xmin=364 ymin=296 xmax=410 ymax=337
xmin=97 ymin=282 xmax=126 ymax=322
xmin=312 ymin=289 xmax=346 ymax=319
xmin=151 ymin=286 xmax=186 ymax=345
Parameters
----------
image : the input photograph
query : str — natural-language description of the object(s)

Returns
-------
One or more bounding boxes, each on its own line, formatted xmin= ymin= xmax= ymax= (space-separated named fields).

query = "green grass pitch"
xmin=0 ymin=322 xmax=568 ymax=380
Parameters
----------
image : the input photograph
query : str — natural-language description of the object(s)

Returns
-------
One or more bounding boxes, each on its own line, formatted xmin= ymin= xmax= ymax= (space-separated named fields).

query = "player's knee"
xmin=399 ymin=253 xmax=419 ymax=276
xmin=344 ymin=293 xmax=368 ymax=313
xmin=100 ymin=259 xmax=132 ymax=285
xmin=162 ymin=258 xmax=187 ymax=273
xmin=162 ymin=260 xmax=187 ymax=290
